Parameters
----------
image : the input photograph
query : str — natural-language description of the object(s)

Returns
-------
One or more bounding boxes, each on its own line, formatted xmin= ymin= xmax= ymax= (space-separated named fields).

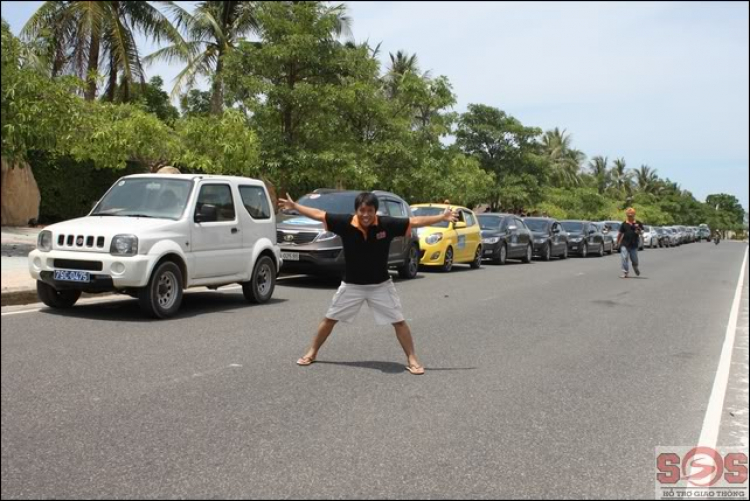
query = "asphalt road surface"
xmin=2 ymin=242 xmax=748 ymax=499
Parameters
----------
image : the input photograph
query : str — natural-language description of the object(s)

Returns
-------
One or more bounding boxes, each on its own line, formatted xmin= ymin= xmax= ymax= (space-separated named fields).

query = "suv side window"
xmin=515 ymin=218 xmax=525 ymax=230
xmin=196 ymin=184 xmax=235 ymax=221
xmin=385 ymin=200 xmax=407 ymax=218
xmin=239 ymin=185 xmax=271 ymax=220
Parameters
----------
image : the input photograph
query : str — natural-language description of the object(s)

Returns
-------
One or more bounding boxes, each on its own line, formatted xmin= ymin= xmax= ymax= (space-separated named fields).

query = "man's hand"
xmin=278 ymin=192 xmax=296 ymax=212
xmin=443 ymin=206 xmax=459 ymax=223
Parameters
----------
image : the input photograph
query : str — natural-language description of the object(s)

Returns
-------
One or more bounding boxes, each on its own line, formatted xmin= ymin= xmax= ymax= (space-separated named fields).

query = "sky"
xmin=1 ymin=1 xmax=748 ymax=212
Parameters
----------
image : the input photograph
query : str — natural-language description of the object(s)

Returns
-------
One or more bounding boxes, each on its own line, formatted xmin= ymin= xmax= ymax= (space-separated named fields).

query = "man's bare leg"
xmin=393 ymin=320 xmax=424 ymax=374
xmin=297 ymin=317 xmax=338 ymax=365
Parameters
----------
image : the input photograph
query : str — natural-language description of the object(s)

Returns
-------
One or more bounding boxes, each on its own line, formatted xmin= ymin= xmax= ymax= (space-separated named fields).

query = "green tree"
xmin=179 ymin=89 xmax=211 ymax=117
xmin=609 ymin=157 xmax=631 ymax=196
xmin=634 ymin=164 xmax=659 ymax=193
xmin=455 ymin=104 xmax=545 ymax=210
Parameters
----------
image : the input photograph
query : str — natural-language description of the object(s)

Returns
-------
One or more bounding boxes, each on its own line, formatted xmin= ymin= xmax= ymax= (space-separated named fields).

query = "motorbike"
xmin=714 ymin=235 xmax=721 ymax=245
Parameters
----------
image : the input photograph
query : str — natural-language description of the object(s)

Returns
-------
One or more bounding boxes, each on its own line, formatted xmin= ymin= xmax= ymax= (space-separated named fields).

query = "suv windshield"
xmin=92 ymin=178 xmax=193 ymax=220
xmin=561 ymin=222 xmax=584 ymax=232
xmin=294 ymin=192 xmax=359 ymax=215
xmin=524 ymin=219 xmax=549 ymax=232
xmin=413 ymin=207 xmax=450 ymax=228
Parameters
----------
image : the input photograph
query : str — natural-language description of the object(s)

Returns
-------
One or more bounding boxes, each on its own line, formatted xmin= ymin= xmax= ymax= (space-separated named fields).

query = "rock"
xmin=156 ymin=166 xmax=181 ymax=174
xmin=1 ymin=157 xmax=41 ymax=226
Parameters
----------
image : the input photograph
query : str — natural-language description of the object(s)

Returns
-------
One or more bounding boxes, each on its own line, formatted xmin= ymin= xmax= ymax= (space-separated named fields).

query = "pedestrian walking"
xmin=278 ymin=192 xmax=458 ymax=375
xmin=617 ymin=207 xmax=644 ymax=278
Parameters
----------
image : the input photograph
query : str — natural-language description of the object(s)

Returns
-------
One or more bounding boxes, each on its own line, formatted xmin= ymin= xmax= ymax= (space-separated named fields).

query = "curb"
xmin=1 ymin=288 xmax=39 ymax=307
xmin=1 ymin=288 xmax=115 ymax=308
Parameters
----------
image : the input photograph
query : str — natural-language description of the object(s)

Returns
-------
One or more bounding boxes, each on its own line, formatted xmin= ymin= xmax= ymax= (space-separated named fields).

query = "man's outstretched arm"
xmin=278 ymin=193 xmax=326 ymax=222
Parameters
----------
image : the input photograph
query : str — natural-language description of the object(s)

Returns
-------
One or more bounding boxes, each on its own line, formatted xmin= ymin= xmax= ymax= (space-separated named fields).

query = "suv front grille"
xmin=277 ymin=230 xmax=319 ymax=245
xmin=57 ymin=233 xmax=106 ymax=249
xmin=53 ymin=259 xmax=104 ymax=271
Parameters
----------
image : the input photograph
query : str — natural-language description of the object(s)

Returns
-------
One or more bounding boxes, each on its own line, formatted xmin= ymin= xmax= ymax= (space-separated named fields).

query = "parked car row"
xmin=27 ymin=175 xmax=714 ymax=319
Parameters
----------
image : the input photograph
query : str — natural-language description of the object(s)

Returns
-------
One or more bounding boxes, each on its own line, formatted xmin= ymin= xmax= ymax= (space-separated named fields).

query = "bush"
xmin=30 ymin=151 xmax=147 ymax=224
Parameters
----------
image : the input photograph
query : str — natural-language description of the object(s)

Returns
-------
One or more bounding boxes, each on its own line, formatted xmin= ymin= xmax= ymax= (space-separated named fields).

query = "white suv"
xmin=28 ymin=174 xmax=281 ymax=318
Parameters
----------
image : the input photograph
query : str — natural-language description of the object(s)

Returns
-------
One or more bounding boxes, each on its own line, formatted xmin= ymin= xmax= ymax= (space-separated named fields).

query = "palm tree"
xmin=588 ymin=155 xmax=610 ymax=194
xmin=541 ymin=128 xmax=583 ymax=187
xmin=385 ymin=49 xmax=421 ymax=98
xmin=634 ymin=164 xmax=659 ymax=193
xmin=610 ymin=157 xmax=632 ymax=194
xmin=23 ymin=1 xmax=183 ymax=101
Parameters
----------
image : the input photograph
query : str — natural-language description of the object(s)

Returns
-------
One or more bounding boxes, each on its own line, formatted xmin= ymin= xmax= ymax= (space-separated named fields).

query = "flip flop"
xmin=296 ymin=356 xmax=316 ymax=366
xmin=406 ymin=364 xmax=425 ymax=375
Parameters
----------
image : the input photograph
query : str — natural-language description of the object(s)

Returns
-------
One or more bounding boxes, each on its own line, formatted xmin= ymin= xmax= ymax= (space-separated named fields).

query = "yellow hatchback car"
xmin=410 ymin=203 xmax=483 ymax=272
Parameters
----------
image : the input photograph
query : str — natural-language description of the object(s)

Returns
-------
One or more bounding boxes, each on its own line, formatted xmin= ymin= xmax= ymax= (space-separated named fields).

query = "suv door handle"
xmin=231 ymin=228 xmax=239 ymax=234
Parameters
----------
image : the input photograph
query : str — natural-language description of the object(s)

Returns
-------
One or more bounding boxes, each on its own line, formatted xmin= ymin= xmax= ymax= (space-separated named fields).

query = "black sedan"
xmin=522 ymin=217 xmax=569 ymax=260
xmin=477 ymin=213 xmax=533 ymax=265
xmin=560 ymin=220 xmax=607 ymax=257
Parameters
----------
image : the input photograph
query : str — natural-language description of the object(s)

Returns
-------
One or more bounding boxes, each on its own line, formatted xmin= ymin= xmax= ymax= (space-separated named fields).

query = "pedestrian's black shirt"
xmin=619 ymin=220 xmax=643 ymax=249
xmin=324 ymin=213 xmax=410 ymax=285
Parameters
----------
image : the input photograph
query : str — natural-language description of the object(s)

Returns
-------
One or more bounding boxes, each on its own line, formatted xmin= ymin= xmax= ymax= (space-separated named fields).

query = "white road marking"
xmin=690 ymin=246 xmax=748 ymax=487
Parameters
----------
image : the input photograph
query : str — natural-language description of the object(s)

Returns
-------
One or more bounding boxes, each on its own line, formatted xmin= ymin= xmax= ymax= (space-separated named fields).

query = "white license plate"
xmin=54 ymin=270 xmax=90 ymax=283
xmin=484 ymin=249 xmax=494 ymax=255
xmin=281 ymin=252 xmax=299 ymax=261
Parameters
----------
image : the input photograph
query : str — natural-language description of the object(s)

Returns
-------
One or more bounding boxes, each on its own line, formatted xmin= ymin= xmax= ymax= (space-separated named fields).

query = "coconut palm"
xmin=588 ymin=155 xmax=610 ymax=194
xmin=541 ymin=128 xmax=583 ymax=187
xmin=634 ymin=164 xmax=659 ymax=193
xmin=610 ymin=157 xmax=632 ymax=194
xmin=22 ymin=1 xmax=183 ymax=101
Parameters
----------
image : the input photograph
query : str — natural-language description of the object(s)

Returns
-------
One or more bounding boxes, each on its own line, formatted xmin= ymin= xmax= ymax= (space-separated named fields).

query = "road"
xmin=2 ymin=242 xmax=748 ymax=499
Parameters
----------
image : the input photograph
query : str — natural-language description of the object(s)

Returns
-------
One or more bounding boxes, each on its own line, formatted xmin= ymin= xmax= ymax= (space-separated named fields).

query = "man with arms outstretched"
xmin=278 ymin=192 xmax=457 ymax=375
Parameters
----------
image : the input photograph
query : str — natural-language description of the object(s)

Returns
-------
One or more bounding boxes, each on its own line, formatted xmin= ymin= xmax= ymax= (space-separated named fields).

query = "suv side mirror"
xmin=588 ymin=228 xmax=596 ymax=234
xmin=507 ymin=225 xmax=517 ymax=232
xmin=195 ymin=204 xmax=218 ymax=223
xmin=453 ymin=221 xmax=467 ymax=230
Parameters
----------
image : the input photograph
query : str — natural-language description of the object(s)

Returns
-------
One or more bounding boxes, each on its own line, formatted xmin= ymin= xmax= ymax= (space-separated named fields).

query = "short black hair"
xmin=354 ymin=192 xmax=379 ymax=211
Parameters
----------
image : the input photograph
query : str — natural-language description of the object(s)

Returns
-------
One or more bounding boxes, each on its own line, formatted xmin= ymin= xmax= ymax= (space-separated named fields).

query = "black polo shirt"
xmin=324 ymin=213 xmax=410 ymax=285
xmin=619 ymin=220 xmax=643 ymax=249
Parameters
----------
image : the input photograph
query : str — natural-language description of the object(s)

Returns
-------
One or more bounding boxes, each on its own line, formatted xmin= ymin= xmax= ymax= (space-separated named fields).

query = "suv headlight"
xmin=315 ymin=231 xmax=338 ymax=243
xmin=425 ymin=233 xmax=443 ymax=245
xmin=571 ymin=237 xmax=583 ymax=242
xmin=110 ymin=235 xmax=138 ymax=256
xmin=37 ymin=230 xmax=52 ymax=252
xmin=482 ymin=237 xmax=500 ymax=244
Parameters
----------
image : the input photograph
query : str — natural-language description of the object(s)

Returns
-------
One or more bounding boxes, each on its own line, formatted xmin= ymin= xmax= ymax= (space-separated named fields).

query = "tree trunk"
xmin=85 ymin=32 xmax=101 ymax=101
xmin=105 ymin=52 xmax=117 ymax=102
xmin=210 ymin=55 xmax=224 ymax=115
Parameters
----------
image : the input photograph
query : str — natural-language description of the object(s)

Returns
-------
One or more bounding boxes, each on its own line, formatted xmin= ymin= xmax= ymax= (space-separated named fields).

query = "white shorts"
xmin=325 ymin=280 xmax=405 ymax=326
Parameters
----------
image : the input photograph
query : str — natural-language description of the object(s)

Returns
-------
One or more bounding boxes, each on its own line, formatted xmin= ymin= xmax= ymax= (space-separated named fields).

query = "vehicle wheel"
xmin=522 ymin=244 xmax=532 ymax=263
xmin=398 ymin=245 xmax=420 ymax=279
xmin=607 ymin=243 xmax=613 ymax=255
xmin=441 ymin=246 xmax=454 ymax=272
xmin=542 ymin=243 xmax=551 ymax=261
xmin=581 ymin=242 xmax=588 ymax=258
xmin=243 ymin=255 xmax=276 ymax=304
xmin=37 ymin=281 xmax=81 ymax=309
xmin=138 ymin=261 xmax=183 ymax=319
xmin=598 ymin=242 xmax=605 ymax=257
xmin=469 ymin=246 xmax=482 ymax=269
xmin=560 ymin=245 xmax=568 ymax=259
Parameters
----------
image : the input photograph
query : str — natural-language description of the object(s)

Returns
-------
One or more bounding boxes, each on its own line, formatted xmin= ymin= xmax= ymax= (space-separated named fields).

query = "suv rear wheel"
xmin=243 ymin=255 xmax=276 ymax=304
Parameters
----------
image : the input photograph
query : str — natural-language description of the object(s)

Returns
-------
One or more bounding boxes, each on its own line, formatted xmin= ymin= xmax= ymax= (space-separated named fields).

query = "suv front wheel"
xmin=37 ymin=281 xmax=81 ymax=309
xmin=243 ymin=255 xmax=276 ymax=304
xmin=139 ymin=261 xmax=183 ymax=319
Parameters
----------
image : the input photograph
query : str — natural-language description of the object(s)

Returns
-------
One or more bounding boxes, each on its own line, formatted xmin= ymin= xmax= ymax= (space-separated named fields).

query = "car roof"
xmin=123 ymin=173 xmax=265 ymax=186
xmin=478 ymin=212 xmax=513 ymax=217
xmin=561 ymin=220 xmax=588 ymax=223
xmin=523 ymin=217 xmax=554 ymax=221
xmin=308 ymin=189 xmax=404 ymax=199
xmin=411 ymin=203 xmax=472 ymax=211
